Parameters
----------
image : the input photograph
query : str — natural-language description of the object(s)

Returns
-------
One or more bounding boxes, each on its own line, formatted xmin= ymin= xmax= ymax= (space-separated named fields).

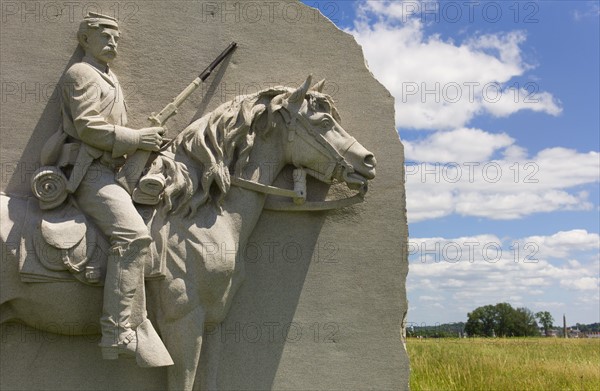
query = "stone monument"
xmin=0 ymin=1 xmax=409 ymax=390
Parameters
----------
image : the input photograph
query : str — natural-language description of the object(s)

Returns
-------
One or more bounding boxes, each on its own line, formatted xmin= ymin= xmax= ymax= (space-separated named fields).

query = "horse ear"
xmin=310 ymin=79 xmax=326 ymax=93
xmin=287 ymin=74 xmax=312 ymax=111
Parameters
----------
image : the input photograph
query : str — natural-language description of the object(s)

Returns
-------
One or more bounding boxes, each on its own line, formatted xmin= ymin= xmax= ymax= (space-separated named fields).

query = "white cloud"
xmin=404 ymin=131 xmax=600 ymax=222
xmin=345 ymin=1 xmax=594 ymax=223
xmin=560 ymin=277 xmax=600 ymax=291
xmin=419 ymin=295 xmax=444 ymax=302
xmin=346 ymin=1 xmax=600 ymax=325
xmin=482 ymin=89 xmax=563 ymax=117
xmin=524 ymin=230 xmax=600 ymax=259
xmin=531 ymin=301 xmax=565 ymax=309
xmin=452 ymin=190 xmax=592 ymax=220
xmin=347 ymin=0 xmax=562 ymax=130
xmin=573 ymin=3 xmax=600 ymax=21
xmin=408 ymin=230 xmax=600 ymax=322
xmin=533 ymin=148 xmax=600 ymax=188
xmin=404 ymin=128 xmax=514 ymax=162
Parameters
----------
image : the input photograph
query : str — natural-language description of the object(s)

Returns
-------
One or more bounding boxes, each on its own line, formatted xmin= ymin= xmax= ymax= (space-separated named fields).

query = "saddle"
xmin=23 ymin=130 xmax=167 ymax=285
xmin=18 ymin=197 xmax=166 ymax=285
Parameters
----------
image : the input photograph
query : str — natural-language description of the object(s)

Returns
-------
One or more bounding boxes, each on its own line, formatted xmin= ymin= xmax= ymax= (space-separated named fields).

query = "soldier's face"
xmin=84 ymin=27 xmax=120 ymax=65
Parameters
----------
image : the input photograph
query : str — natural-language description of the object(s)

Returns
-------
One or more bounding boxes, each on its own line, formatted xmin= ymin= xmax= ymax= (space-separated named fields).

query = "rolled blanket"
xmin=31 ymin=166 xmax=68 ymax=210
xmin=138 ymin=173 xmax=166 ymax=196
xmin=132 ymin=187 xmax=161 ymax=205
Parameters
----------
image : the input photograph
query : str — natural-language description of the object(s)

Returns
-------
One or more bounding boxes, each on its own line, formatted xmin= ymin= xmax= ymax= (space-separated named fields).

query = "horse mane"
xmin=157 ymin=85 xmax=340 ymax=217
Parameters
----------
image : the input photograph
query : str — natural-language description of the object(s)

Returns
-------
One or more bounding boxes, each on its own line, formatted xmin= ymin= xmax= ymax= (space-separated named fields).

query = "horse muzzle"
xmin=340 ymin=142 xmax=376 ymax=189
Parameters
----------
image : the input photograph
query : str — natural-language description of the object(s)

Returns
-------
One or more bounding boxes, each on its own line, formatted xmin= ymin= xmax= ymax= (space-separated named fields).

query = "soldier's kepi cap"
xmin=83 ymin=12 xmax=119 ymax=29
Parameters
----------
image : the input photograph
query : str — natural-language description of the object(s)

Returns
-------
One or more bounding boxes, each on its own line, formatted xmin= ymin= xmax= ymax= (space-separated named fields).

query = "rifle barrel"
xmin=117 ymin=42 xmax=238 ymax=194
xmin=199 ymin=41 xmax=237 ymax=81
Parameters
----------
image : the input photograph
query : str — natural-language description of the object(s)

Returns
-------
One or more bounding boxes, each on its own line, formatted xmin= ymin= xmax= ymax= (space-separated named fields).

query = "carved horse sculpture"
xmin=0 ymin=76 xmax=376 ymax=390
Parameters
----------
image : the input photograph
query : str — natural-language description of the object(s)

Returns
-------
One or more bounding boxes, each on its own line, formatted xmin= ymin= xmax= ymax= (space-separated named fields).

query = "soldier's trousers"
xmin=74 ymin=161 xmax=151 ymax=345
xmin=74 ymin=161 xmax=149 ymax=245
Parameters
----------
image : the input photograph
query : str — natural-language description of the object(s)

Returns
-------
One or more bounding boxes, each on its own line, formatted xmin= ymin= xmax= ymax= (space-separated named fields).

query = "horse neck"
xmin=243 ymin=134 xmax=287 ymax=185
xmin=220 ymin=135 xmax=287 ymax=236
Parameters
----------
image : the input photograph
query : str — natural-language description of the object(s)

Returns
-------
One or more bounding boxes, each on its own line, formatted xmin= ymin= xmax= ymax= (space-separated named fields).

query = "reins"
xmin=231 ymin=168 xmax=366 ymax=212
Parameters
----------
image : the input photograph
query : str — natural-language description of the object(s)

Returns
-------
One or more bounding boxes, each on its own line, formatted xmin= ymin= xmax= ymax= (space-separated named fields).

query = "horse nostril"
xmin=364 ymin=154 xmax=376 ymax=169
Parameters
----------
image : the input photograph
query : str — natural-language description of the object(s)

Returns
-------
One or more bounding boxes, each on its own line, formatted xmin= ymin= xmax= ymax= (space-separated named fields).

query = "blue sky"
xmin=302 ymin=0 xmax=600 ymax=326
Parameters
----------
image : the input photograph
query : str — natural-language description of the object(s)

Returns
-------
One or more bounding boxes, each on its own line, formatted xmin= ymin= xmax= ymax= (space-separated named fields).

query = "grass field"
xmin=407 ymin=337 xmax=600 ymax=391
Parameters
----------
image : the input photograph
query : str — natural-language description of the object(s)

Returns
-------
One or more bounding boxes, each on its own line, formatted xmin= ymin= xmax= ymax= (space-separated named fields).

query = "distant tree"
xmin=514 ymin=307 xmax=540 ymax=337
xmin=575 ymin=323 xmax=600 ymax=333
xmin=465 ymin=303 xmax=540 ymax=337
xmin=465 ymin=305 xmax=497 ymax=337
xmin=536 ymin=311 xmax=554 ymax=336
xmin=495 ymin=302 xmax=517 ymax=337
xmin=407 ymin=322 xmax=466 ymax=338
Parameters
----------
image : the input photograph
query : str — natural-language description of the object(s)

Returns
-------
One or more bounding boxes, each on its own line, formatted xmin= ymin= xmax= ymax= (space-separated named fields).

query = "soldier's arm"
xmin=64 ymin=66 xmax=162 ymax=157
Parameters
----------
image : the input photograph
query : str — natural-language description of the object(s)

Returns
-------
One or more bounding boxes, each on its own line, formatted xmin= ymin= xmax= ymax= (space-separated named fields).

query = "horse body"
xmin=0 ymin=76 xmax=376 ymax=390
xmin=0 ymin=194 xmax=104 ymax=331
xmin=0 ymin=171 xmax=269 ymax=390
xmin=151 ymin=188 xmax=271 ymax=390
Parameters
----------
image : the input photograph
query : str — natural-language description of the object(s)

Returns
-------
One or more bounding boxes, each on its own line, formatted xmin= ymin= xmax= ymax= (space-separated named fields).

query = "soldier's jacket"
xmin=61 ymin=55 xmax=140 ymax=166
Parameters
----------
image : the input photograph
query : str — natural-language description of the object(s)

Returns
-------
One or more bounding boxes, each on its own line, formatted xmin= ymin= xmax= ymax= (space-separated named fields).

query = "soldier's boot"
xmin=99 ymin=237 xmax=149 ymax=360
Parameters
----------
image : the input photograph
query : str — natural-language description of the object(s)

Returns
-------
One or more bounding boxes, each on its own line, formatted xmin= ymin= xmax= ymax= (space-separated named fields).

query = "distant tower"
xmin=563 ymin=314 xmax=568 ymax=338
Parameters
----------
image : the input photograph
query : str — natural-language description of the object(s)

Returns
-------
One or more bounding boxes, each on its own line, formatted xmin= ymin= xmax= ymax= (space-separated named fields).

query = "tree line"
xmin=464 ymin=303 xmax=541 ymax=337
xmin=407 ymin=303 xmax=568 ymax=338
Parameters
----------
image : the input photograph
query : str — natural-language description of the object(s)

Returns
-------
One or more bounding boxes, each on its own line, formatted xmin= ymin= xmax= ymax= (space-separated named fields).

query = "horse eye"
xmin=320 ymin=118 xmax=332 ymax=128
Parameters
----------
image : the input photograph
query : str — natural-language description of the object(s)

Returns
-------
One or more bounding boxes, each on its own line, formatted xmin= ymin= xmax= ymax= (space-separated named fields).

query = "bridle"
xmin=230 ymin=107 xmax=367 ymax=212
xmin=284 ymin=109 xmax=356 ymax=185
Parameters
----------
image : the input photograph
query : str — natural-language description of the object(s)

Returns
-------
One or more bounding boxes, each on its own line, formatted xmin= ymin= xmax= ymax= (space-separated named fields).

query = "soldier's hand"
xmin=138 ymin=127 xmax=165 ymax=151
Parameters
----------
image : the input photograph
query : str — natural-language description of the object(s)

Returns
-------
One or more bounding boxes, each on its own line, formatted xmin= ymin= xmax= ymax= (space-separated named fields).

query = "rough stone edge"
xmin=304 ymin=0 xmax=411 ymax=375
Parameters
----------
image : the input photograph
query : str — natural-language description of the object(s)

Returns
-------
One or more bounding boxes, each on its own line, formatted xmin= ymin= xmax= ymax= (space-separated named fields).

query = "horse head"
xmin=273 ymin=75 xmax=376 ymax=191
xmin=146 ymin=75 xmax=376 ymax=215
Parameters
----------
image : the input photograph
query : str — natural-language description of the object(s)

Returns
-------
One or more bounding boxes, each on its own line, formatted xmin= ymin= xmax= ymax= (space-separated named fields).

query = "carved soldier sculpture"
xmin=56 ymin=13 xmax=167 ymax=360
